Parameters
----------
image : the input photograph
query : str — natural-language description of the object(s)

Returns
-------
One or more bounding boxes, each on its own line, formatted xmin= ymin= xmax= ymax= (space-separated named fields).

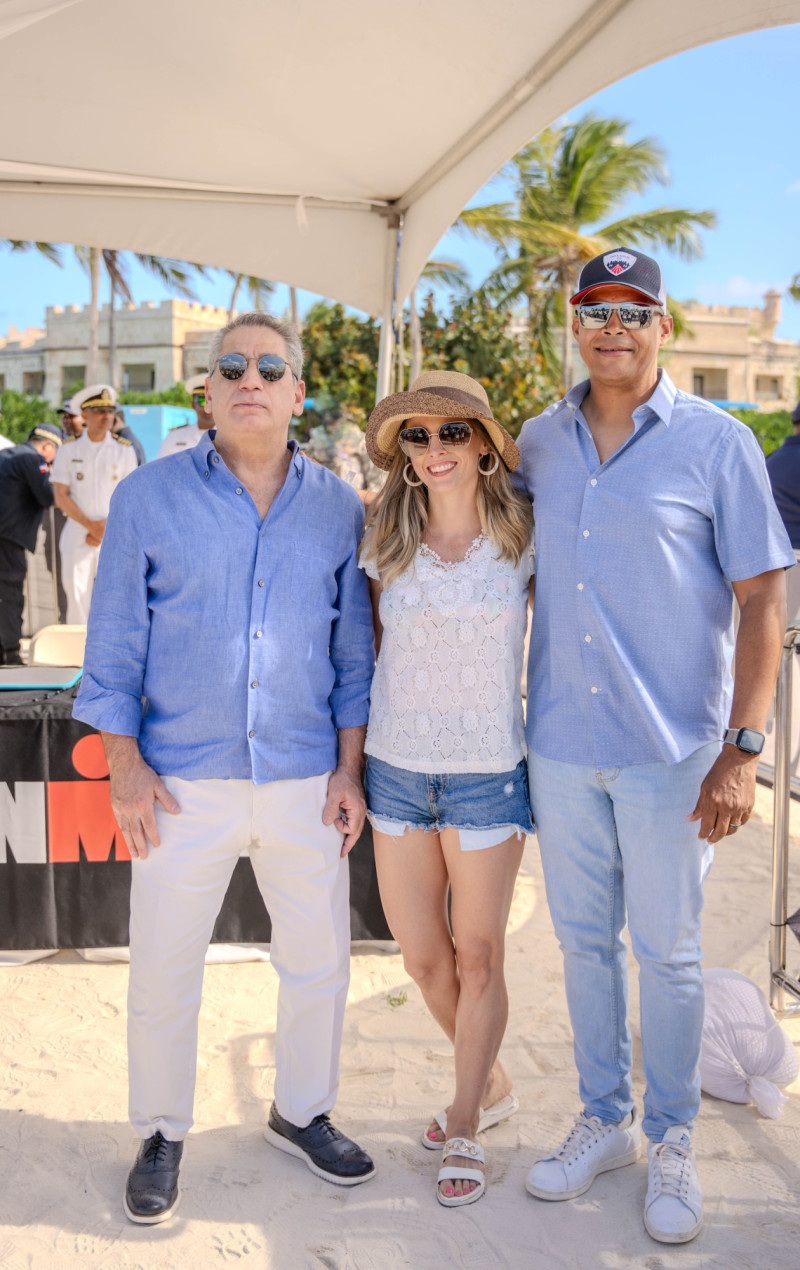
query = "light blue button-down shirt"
xmin=517 ymin=371 xmax=795 ymax=767
xmin=73 ymin=433 xmax=374 ymax=783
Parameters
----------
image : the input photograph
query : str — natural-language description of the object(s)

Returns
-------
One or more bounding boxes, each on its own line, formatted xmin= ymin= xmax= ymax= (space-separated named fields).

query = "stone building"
xmin=660 ymin=290 xmax=799 ymax=411
xmin=0 ymin=299 xmax=230 ymax=404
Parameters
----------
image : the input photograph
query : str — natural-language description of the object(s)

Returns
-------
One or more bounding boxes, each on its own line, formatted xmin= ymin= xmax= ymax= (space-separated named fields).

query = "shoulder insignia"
xmin=63 ymin=435 xmax=77 ymax=444
xmin=113 ymin=434 xmax=133 ymax=446
xmin=168 ymin=423 xmax=189 ymax=433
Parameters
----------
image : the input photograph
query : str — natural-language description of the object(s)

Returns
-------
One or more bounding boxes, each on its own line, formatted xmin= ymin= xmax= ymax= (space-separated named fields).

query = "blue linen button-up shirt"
xmin=517 ymin=370 xmax=795 ymax=768
xmin=73 ymin=434 xmax=374 ymax=783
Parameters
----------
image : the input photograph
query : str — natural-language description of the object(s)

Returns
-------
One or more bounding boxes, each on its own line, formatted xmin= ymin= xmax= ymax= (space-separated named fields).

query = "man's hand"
xmin=687 ymin=746 xmax=758 ymax=843
xmin=323 ymin=767 xmax=367 ymax=857
xmin=102 ymin=733 xmax=180 ymax=860
xmin=86 ymin=517 xmax=106 ymax=541
xmin=85 ymin=532 xmax=102 ymax=547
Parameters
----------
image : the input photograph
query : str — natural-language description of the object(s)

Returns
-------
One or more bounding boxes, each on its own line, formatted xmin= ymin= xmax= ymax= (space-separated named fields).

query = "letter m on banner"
xmin=0 ymin=782 xmax=47 ymax=863
xmin=47 ymin=782 xmax=130 ymax=862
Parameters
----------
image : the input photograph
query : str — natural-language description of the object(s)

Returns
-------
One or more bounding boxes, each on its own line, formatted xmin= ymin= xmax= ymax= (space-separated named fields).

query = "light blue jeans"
xmin=528 ymin=742 xmax=719 ymax=1142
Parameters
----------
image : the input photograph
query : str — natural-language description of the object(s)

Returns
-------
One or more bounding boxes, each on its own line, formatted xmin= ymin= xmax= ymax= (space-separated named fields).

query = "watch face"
xmin=737 ymin=728 xmax=765 ymax=755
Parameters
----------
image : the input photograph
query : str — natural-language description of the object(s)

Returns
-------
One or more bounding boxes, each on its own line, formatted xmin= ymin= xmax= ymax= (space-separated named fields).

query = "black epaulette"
xmin=63 ymin=435 xmax=77 ymax=444
xmin=167 ymin=423 xmax=189 ymax=433
xmin=113 ymin=434 xmax=133 ymax=446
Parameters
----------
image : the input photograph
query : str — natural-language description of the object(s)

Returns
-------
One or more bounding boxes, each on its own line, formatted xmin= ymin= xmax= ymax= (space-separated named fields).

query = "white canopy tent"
xmin=0 ymin=0 xmax=798 ymax=398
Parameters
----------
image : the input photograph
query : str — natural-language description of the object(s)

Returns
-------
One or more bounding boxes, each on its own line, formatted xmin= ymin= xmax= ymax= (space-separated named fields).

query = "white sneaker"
xmin=644 ymin=1126 xmax=703 ymax=1244
xmin=526 ymin=1108 xmax=641 ymax=1201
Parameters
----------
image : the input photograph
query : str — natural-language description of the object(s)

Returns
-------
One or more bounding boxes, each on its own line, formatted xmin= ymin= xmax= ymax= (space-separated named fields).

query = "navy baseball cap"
xmin=571 ymin=249 xmax=667 ymax=307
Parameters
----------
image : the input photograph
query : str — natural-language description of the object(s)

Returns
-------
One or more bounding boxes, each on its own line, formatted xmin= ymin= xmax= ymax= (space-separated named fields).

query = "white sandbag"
xmin=700 ymin=968 xmax=798 ymax=1118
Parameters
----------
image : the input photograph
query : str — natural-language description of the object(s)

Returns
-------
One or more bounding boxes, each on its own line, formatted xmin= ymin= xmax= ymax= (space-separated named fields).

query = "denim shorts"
xmin=364 ymin=755 xmax=534 ymax=851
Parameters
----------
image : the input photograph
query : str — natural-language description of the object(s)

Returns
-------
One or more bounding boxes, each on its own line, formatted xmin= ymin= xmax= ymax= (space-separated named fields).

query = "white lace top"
xmin=361 ymin=533 xmax=534 ymax=773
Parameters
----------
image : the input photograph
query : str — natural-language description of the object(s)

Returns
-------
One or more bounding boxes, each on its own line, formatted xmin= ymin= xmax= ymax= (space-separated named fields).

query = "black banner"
xmin=0 ymin=686 xmax=391 ymax=948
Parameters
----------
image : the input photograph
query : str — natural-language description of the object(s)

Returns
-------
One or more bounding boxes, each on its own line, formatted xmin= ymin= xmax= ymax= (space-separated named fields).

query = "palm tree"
xmin=459 ymin=114 xmax=716 ymax=388
xmin=1 ymin=239 xmax=62 ymax=265
xmin=225 ymin=272 xmax=275 ymax=320
xmin=76 ymin=248 xmax=202 ymax=387
xmin=406 ymin=259 xmax=470 ymax=385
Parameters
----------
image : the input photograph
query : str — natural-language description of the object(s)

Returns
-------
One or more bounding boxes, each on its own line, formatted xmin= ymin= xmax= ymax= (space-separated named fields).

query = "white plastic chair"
xmin=27 ymin=624 xmax=87 ymax=667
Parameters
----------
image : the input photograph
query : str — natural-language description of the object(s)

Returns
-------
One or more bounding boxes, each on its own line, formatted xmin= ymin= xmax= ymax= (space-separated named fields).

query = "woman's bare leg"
xmin=435 ymin=830 xmax=525 ymax=1199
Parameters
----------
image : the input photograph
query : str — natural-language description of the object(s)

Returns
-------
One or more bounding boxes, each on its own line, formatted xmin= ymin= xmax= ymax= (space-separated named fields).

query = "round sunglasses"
xmin=215 ymin=353 xmax=296 ymax=383
xmin=397 ymin=420 xmax=473 ymax=458
xmin=576 ymin=302 xmax=665 ymax=330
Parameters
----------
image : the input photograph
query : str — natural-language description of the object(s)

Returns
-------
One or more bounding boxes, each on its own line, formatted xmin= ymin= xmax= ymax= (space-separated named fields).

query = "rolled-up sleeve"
xmin=72 ymin=480 xmax=150 ymax=736
xmin=329 ymin=513 xmax=374 ymax=730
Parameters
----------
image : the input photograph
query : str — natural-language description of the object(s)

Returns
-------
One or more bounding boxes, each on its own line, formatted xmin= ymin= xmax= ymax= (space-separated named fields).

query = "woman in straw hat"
xmin=360 ymin=371 xmax=534 ymax=1206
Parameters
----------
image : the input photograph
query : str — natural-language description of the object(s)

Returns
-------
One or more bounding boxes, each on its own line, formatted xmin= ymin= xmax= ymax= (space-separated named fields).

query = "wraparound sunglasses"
xmin=576 ymin=302 xmax=665 ymax=329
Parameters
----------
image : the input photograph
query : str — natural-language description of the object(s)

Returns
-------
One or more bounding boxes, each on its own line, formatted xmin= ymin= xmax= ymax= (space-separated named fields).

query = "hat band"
xmin=415 ymin=385 xmax=493 ymax=417
xmin=32 ymin=427 xmax=61 ymax=446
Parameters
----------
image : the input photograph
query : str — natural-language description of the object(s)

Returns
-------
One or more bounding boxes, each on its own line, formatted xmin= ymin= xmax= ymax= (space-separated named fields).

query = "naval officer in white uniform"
xmin=156 ymin=374 xmax=214 ymax=458
xmin=52 ymin=384 xmax=138 ymax=623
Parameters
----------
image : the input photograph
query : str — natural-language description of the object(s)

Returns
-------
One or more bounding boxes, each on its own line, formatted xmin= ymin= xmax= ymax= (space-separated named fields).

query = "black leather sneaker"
xmin=123 ymin=1131 xmax=184 ymax=1224
xmin=264 ymin=1103 xmax=376 ymax=1186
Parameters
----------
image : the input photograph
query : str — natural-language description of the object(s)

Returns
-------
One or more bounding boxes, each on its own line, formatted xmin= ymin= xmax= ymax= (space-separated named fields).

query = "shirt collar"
xmin=563 ymin=368 xmax=676 ymax=430
xmin=192 ymin=430 xmax=302 ymax=476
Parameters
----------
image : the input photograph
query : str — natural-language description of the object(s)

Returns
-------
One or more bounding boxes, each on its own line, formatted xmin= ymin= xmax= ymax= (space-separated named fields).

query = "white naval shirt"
xmin=51 ymin=430 xmax=138 ymax=518
xmin=156 ymin=421 xmax=204 ymax=459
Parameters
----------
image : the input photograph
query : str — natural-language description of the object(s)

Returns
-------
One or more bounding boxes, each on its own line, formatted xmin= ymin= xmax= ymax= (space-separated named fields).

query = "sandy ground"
xmin=1 ymin=783 xmax=799 ymax=1270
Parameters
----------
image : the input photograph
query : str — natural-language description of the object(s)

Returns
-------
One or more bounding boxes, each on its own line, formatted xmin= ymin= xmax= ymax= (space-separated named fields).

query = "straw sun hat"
xmin=365 ymin=370 xmax=520 ymax=472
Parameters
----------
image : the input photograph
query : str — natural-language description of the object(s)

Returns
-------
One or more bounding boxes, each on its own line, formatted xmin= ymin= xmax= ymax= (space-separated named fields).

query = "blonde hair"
xmin=362 ymin=426 xmax=533 ymax=586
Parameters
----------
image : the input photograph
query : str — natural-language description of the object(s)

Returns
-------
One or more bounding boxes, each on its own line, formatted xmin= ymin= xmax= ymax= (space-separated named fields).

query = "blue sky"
xmin=1 ymin=23 xmax=798 ymax=342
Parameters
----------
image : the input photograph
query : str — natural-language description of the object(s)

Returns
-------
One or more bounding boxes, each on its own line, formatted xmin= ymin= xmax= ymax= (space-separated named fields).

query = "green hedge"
xmin=0 ymin=389 xmax=60 ymax=445
xmin=729 ymin=409 xmax=793 ymax=457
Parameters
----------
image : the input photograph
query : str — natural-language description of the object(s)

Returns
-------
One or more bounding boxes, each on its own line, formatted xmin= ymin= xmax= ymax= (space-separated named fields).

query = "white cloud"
xmin=695 ymin=275 xmax=788 ymax=304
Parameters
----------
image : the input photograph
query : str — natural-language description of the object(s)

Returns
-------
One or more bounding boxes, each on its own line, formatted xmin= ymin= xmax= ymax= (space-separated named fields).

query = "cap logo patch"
xmin=603 ymin=250 xmax=636 ymax=277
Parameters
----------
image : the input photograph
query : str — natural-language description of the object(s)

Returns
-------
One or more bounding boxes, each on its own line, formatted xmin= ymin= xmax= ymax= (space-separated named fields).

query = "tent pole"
xmin=376 ymin=214 xmax=401 ymax=404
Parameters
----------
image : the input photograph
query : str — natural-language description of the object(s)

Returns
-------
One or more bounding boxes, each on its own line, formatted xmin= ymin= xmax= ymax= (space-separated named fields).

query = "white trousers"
xmin=128 ymin=774 xmax=350 ymax=1141
xmin=59 ymin=520 xmax=100 ymax=624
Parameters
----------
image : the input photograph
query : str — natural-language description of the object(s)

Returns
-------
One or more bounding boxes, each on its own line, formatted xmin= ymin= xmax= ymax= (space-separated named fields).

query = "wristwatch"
xmin=723 ymin=727 xmax=765 ymax=756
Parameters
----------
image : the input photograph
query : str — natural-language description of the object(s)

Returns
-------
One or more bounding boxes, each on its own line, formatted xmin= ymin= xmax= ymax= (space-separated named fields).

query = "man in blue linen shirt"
xmin=518 ymin=250 xmax=794 ymax=1245
xmin=74 ymin=312 xmax=377 ymax=1222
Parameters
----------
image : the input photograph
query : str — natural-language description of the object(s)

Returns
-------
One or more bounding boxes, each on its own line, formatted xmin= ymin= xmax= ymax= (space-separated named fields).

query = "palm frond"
xmin=597 ymin=208 xmax=717 ymax=260
xmin=134 ymin=254 xmax=199 ymax=299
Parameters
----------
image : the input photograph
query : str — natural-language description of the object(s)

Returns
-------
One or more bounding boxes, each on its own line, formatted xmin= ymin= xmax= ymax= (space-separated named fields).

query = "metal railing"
xmin=770 ymin=621 xmax=800 ymax=1015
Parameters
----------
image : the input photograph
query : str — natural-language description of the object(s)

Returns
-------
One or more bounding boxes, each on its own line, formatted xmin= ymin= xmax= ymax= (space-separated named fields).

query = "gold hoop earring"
xmin=403 ymin=462 xmax=423 ymax=487
xmin=478 ymin=452 xmax=500 ymax=477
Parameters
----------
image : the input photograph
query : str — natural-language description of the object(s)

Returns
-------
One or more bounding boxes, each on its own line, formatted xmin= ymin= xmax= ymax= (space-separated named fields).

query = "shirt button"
xmin=204 ymin=471 xmax=209 ymax=478
xmin=248 ymin=729 xmax=255 ymax=738
xmin=251 ymin=680 xmax=258 ymax=689
xmin=585 ymin=634 xmax=592 ymax=643
xmin=591 ymin=686 xmax=599 ymax=694
xmin=213 ymin=455 xmax=220 ymax=464
xmin=255 ymin=630 xmax=262 ymax=638
xmin=590 ymin=478 xmax=598 ymax=486
xmin=235 ymin=487 xmax=243 ymax=495
xmin=582 ymin=530 xmax=590 ymax=538
xmin=258 ymin=579 xmax=264 ymax=587
xmin=577 ymin=583 xmax=584 ymax=591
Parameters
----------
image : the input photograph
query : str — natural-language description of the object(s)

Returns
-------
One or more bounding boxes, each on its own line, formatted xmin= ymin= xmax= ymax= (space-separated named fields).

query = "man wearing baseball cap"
xmin=51 ymin=384 xmax=138 ymax=622
xmin=517 ymin=248 xmax=794 ymax=1243
xmin=156 ymin=373 xmax=214 ymax=458
xmin=0 ymin=423 xmax=63 ymax=663
xmin=56 ymin=400 xmax=86 ymax=439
